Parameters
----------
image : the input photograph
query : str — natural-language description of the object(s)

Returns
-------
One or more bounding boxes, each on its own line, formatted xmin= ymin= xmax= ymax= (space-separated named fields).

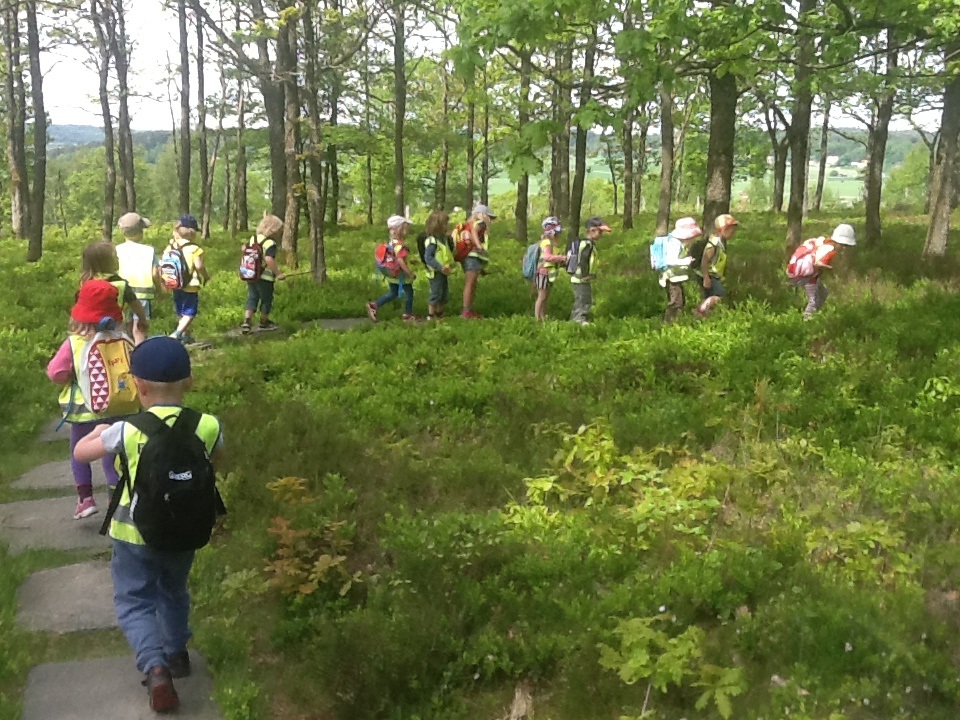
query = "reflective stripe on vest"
xmin=256 ymin=236 xmax=277 ymax=282
xmin=571 ymin=241 xmax=596 ymax=285
xmin=109 ymin=406 xmax=222 ymax=545
xmin=58 ymin=335 xmax=99 ymax=423
xmin=116 ymin=242 xmax=156 ymax=299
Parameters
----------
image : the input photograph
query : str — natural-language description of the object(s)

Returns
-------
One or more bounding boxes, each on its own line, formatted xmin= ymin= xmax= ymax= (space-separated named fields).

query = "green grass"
xmin=4 ymin=212 xmax=960 ymax=719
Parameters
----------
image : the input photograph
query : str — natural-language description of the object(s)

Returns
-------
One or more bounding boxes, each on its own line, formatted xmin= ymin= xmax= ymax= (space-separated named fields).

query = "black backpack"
xmin=100 ymin=409 xmax=225 ymax=552
xmin=688 ymin=237 xmax=709 ymax=270
xmin=416 ymin=233 xmax=428 ymax=265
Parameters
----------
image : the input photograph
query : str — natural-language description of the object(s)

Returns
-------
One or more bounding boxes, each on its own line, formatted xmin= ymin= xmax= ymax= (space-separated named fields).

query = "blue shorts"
xmin=173 ymin=290 xmax=199 ymax=317
xmin=462 ymin=256 xmax=485 ymax=273
xmin=699 ymin=275 xmax=726 ymax=299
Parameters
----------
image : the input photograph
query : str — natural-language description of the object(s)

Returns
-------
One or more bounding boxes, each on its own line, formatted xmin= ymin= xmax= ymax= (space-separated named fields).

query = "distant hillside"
xmin=49 ymin=124 xmax=171 ymax=152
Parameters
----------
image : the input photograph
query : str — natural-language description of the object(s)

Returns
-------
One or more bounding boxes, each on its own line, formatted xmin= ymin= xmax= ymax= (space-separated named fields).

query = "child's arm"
xmin=194 ymin=254 xmax=211 ymax=285
xmin=73 ymin=424 xmax=112 ymax=463
xmin=542 ymin=242 xmax=567 ymax=264
xmin=264 ymin=255 xmax=286 ymax=281
xmin=46 ymin=340 xmax=74 ymax=385
xmin=701 ymin=246 xmax=716 ymax=287
xmin=397 ymin=255 xmax=416 ymax=280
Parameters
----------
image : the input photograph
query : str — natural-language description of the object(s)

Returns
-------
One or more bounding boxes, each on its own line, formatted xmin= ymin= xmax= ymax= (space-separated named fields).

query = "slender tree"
xmin=569 ymin=31 xmax=597 ymax=237
xmin=177 ymin=0 xmax=191 ymax=214
xmin=91 ymin=0 xmax=116 ymax=243
xmin=111 ymin=0 xmax=135 ymax=213
xmin=24 ymin=0 xmax=45 ymax=261
xmin=3 ymin=1 xmax=29 ymax=239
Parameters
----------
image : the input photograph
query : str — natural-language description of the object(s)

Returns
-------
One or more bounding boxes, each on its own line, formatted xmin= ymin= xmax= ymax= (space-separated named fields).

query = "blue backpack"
xmin=649 ymin=236 xmax=670 ymax=271
xmin=522 ymin=243 xmax=541 ymax=281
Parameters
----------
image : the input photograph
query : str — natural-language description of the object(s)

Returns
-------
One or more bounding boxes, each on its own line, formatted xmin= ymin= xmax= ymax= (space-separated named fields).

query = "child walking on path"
xmin=460 ymin=204 xmax=495 ymax=319
xmin=789 ymin=223 xmax=857 ymax=318
xmin=115 ymin=212 xmax=160 ymax=338
xmin=422 ymin=210 xmax=455 ymax=321
xmin=242 ymin=214 xmax=287 ymax=333
xmin=74 ymin=336 xmax=224 ymax=714
xmin=659 ymin=217 xmax=702 ymax=324
xmin=695 ymin=213 xmax=739 ymax=317
xmin=367 ymin=215 xmax=418 ymax=322
xmin=534 ymin=216 xmax=569 ymax=322
xmin=82 ymin=241 xmax=149 ymax=344
xmin=167 ymin=215 xmax=210 ymax=343
xmin=48 ymin=280 xmax=139 ymax=519
xmin=569 ymin=216 xmax=611 ymax=325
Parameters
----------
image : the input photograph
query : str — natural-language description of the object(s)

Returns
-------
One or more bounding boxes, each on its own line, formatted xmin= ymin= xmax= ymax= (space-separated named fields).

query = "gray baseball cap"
xmin=117 ymin=212 xmax=152 ymax=235
xmin=471 ymin=204 xmax=497 ymax=219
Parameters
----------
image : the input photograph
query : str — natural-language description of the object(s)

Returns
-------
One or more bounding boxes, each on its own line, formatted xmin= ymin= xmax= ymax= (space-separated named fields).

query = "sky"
xmin=45 ymin=3 xmax=188 ymax=131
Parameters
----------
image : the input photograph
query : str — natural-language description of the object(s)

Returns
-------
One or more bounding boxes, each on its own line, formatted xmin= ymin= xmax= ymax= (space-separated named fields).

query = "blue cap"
xmin=177 ymin=214 xmax=199 ymax=231
xmin=130 ymin=336 xmax=192 ymax=382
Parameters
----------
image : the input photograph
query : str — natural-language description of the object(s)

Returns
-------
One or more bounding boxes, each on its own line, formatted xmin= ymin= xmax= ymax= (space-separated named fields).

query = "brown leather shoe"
xmin=167 ymin=650 xmax=191 ymax=679
xmin=146 ymin=666 xmax=180 ymax=713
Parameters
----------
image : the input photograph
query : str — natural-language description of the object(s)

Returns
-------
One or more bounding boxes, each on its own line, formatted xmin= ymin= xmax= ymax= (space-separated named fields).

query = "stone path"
xmin=3 ymin=428 xmax=222 ymax=718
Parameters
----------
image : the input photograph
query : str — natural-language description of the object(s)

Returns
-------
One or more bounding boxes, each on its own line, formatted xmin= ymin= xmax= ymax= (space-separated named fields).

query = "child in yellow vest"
xmin=242 ymin=214 xmax=287 ymax=332
xmin=81 ymin=241 xmax=149 ymax=344
xmin=168 ymin=215 xmax=210 ymax=343
xmin=116 ymin=212 xmax=160 ymax=338
xmin=73 ymin=336 xmax=224 ymax=713
xmin=47 ymin=280 xmax=135 ymax=519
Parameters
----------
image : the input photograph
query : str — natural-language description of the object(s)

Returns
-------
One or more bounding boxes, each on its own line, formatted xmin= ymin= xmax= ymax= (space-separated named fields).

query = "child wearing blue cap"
xmin=74 ymin=336 xmax=224 ymax=713
xmin=168 ymin=215 xmax=210 ymax=343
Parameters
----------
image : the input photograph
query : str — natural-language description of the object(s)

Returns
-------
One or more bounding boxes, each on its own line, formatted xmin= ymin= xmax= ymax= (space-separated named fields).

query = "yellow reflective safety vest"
xmin=116 ymin=241 xmax=157 ymax=300
xmin=423 ymin=235 xmax=454 ymax=279
xmin=58 ymin=333 xmax=138 ymax=423
xmin=109 ymin=406 xmax=222 ymax=546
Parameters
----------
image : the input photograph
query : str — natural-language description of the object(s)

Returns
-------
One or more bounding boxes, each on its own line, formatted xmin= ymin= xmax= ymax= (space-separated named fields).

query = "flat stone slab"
xmin=316 ymin=317 xmax=369 ymax=331
xmin=12 ymin=461 xmax=106 ymax=493
xmin=37 ymin=419 xmax=67 ymax=444
xmin=17 ymin=561 xmax=116 ymax=633
xmin=22 ymin=653 xmax=221 ymax=720
xmin=0 ymin=497 xmax=110 ymax=555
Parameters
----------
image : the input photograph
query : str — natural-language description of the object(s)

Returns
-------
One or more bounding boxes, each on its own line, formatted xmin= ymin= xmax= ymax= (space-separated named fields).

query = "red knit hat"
xmin=71 ymin=279 xmax=122 ymax=325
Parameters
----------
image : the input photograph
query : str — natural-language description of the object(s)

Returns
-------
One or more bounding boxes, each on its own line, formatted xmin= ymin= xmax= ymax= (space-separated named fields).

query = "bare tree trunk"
xmin=570 ymin=32 xmax=597 ymax=237
xmin=232 ymin=81 xmax=248 ymax=236
xmin=703 ymin=69 xmax=737 ymax=231
xmin=363 ymin=41 xmax=374 ymax=224
xmin=222 ymin=146 xmax=231 ymax=231
xmin=604 ymin=134 xmax=619 ymax=215
xmin=4 ymin=1 xmax=29 ymax=239
xmin=203 ymin=59 xmax=228 ymax=239
xmin=786 ymin=0 xmax=815 ymax=250
xmin=196 ymin=7 xmax=210 ymax=236
xmin=25 ymin=0 xmax=44 ymax=261
xmin=864 ymin=44 xmax=897 ymax=247
xmin=112 ymin=0 xmax=135 ymax=214
xmin=635 ymin=116 xmax=648 ymax=214
xmin=656 ymin=86 xmax=675 ymax=236
xmin=924 ymin=46 xmax=960 ymax=256
xmin=481 ymin=84 xmax=490 ymax=206
xmin=438 ymin=45 xmax=450 ymax=210
xmin=622 ymin=109 xmax=634 ymax=229
xmin=92 ymin=0 xmax=116 ymax=244
xmin=177 ymin=0 xmax=191 ymax=214
xmin=813 ymin=99 xmax=830 ymax=212
xmin=549 ymin=47 xmax=562 ymax=217
xmin=515 ymin=49 xmax=532 ymax=243
xmin=278 ymin=4 xmax=301 ymax=263
xmin=392 ymin=1 xmax=406 ymax=215
xmin=302 ymin=1 xmax=327 ymax=282
xmin=465 ymin=98 xmax=475 ymax=211
xmin=558 ymin=44 xmax=572 ymax=224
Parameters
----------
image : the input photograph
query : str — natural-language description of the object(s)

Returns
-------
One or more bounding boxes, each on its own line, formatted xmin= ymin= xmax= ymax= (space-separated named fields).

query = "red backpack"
xmin=239 ymin=239 xmax=265 ymax=282
xmin=786 ymin=242 xmax=817 ymax=281
xmin=375 ymin=243 xmax=401 ymax=277
xmin=452 ymin=223 xmax=474 ymax=263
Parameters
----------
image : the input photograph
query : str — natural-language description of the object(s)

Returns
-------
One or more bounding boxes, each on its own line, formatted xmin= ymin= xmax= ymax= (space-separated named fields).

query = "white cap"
xmin=832 ymin=223 xmax=856 ymax=246
xmin=387 ymin=215 xmax=412 ymax=230
xmin=471 ymin=204 xmax=497 ymax=219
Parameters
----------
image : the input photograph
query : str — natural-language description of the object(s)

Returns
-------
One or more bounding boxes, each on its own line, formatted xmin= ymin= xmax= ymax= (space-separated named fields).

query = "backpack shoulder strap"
xmin=126 ymin=410 xmax=170 ymax=437
xmin=171 ymin=407 xmax=202 ymax=434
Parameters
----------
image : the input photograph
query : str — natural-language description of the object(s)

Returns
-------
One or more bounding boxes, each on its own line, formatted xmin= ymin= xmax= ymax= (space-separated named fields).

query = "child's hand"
xmin=442 ymin=266 xmax=452 ymax=276
xmin=277 ymin=272 xmax=287 ymax=281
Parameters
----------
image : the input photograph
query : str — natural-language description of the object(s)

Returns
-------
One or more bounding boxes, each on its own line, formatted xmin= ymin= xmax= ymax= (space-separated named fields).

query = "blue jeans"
xmin=112 ymin=539 xmax=195 ymax=674
xmin=375 ymin=283 xmax=414 ymax=315
xmin=245 ymin=279 xmax=276 ymax=314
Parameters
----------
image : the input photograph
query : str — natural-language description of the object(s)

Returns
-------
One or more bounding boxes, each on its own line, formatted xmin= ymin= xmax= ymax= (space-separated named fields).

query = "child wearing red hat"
xmin=47 ymin=279 xmax=141 ymax=519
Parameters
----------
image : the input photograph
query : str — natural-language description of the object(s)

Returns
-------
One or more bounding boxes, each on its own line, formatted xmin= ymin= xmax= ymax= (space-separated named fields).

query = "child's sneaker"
xmin=73 ymin=496 xmax=98 ymax=520
xmin=240 ymin=320 xmax=252 ymax=334
xmin=366 ymin=302 xmax=378 ymax=322
xmin=461 ymin=310 xmax=483 ymax=319
xmin=258 ymin=320 xmax=279 ymax=332
xmin=169 ymin=330 xmax=183 ymax=340
xmin=402 ymin=314 xmax=419 ymax=323
xmin=167 ymin=650 xmax=191 ymax=679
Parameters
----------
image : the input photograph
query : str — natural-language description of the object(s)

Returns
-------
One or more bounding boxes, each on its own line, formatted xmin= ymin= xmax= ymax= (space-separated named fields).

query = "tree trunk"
xmin=177 ymin=0 xmax=191 ymax=214
xmin=195 ymin=8 xmax=210 ymax=236
xmin=363 ymin=41 xmax=374 ymax=224
xmin=92 ymin=0 xmax=116 ymax=244
xmin=604 ymin=135 xmax=619 ymax=215
xmin=203 ymin=60 xmax=228 ymax=239
xmin=464 ymin=98 xmax=475 ymax=211
xmin=924 ymin=132 xmax=938 ymax=214
xmin=772 ymin=140 xmax=788 ymax=213
xmin=786 ymin=0 xmax=815 ymax=250
xmin=515 ymin=49 xmax=532 ymax=243
xmin=392 ymin=1 xmax=406 ymax=215
xmin=25 ymin=0 xmax=44 ymax=261
xmin=223 ymin=147 xmax=231 ymax=231
xmin=302 ymin=2 xmax=327 ymax=282
xmin=656 ymin=86 xmax=675 ymax=236
xmin=232 ymin=81 xmax=248 ymax=236
xmin=703 ymin=69 xmax=737 ymax=231
xmin=924 ymin=46 xmax=960 ymax=256
xmin=569 ymin=33 xmax=597 ymax=237
xmin=4 ymin=1 xmax=29 ymax=240
xmin=278 ymin=5 xmax=301 ymax=263
xmin=813 ymin=99 xmax=830 ymax=212
xmin=622 ymin=109 xmax=634 ymax=229
xmin=635 ymin=116 xmax=648 ymax=214
xmin=864 ymin=45 xmax=897 ymax=247
xmin=481 ymin=86 xmax=490 ymax=206
xmin=549 ymin=48 xmax=562 ymax=218
xmin=110 ymin=0 xmax=135 ymax=214
xmin=558 ymin=44 xmax=572 ymax=224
